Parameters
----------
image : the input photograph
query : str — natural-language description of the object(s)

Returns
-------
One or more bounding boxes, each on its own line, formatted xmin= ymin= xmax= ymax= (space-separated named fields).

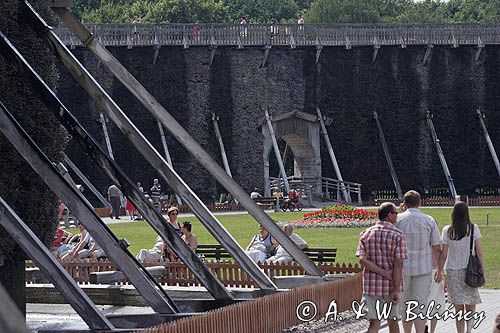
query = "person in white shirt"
xmin=136 ymin=235 xmax=164 ymax=263
xmin=245 ymin=226 xmax=273 ymax=263
xmin=396 ymin=190 xmax=441 ymax=333
xmin=250 ymin=188 xmax=262 ymax=200
xmin=438 ymin=202 xmax=484 ymax=333
xmin=266 ymin=224 xmax=307 ymax=263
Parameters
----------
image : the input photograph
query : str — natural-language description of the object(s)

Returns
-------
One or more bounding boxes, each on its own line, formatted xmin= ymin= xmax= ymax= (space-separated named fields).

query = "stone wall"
xmin=58 ymin=45 xmax=500 ymax=201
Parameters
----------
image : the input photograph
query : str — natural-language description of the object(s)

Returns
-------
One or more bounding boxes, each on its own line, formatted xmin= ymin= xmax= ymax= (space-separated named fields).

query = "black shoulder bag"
xmin=464 ymin=223 xmax=485 ymax=288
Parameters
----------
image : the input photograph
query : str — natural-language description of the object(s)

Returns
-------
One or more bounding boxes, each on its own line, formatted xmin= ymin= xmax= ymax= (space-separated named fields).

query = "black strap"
xmin=469 ymin=223 xmax=474 ymax=255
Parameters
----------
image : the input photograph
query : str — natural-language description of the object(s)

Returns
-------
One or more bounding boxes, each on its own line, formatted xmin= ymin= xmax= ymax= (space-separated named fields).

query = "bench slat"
xmin=196 ymin=244 xmax=337 ymax=263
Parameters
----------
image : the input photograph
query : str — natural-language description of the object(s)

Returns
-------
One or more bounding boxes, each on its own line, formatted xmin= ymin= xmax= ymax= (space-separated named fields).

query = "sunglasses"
xmin=169 ymin=212 xmax=178 ymax=215
xmin=390 ymin=211 xmax=399 ymax=215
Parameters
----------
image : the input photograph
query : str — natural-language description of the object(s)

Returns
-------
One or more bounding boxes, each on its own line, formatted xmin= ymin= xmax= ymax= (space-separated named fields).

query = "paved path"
xmin=378 ymin=289 xmax=500 ymax=333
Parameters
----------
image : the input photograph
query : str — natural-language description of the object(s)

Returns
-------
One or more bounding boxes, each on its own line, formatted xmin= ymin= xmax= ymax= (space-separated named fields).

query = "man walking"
xmin=356 ymin=202 xmax=408 ymax=333
xmin=396 ymin=190 xmax=442 ymax=333
xmin=150 ymin=178 xmax=162 ymax=211
xmin=107 ymin=184 xmax=122 ymax=219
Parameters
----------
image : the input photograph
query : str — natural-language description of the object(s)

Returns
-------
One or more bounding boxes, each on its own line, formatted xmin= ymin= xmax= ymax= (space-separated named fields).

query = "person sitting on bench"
xmin=181 ymin=221 xmax=198 ymax=251
xmin=136 ymin=235 xmax=165 ymax=263
xmin=245 ymin=225 xmax=274 ymax=263
xmin=266 ymin=224 xmax=308 ymax=263
xmin=250 ymin=188 xmax=262 ymax=200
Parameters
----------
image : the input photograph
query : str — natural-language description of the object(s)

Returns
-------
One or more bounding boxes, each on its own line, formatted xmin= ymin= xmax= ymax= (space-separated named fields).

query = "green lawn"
xmin=89 ymin=207 xmax=500 ymax=289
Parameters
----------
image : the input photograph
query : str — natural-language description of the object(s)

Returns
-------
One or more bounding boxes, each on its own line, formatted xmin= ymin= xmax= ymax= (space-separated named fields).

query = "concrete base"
xmin=26 ymin=283 xmax=274 ymax=308
xmin=273 ymin=274 xmax=353 ymax=289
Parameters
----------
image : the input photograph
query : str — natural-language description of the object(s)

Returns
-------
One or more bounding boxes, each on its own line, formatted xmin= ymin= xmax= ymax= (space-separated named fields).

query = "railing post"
xmin=357 ymin=185 xmax=362 ymax=205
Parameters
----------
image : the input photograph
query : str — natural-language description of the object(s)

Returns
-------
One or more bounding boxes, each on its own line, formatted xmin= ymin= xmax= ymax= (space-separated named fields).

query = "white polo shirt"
xmin=396 ymin=208 xmax=441 ymax=276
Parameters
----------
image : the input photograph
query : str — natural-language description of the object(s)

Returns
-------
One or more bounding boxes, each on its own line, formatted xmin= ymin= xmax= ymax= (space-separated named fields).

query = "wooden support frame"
xmin=0 ymin=93 xmax=178 ymax=314
xmin=47 ymin=4 xmax=324 ymax=277
xmin=475 ymin=37 xmax=484 ymax=61
xmin=0 ymin=282 xmax=29 ymax=333
xmin=372 ymin=37 xmax=380 ymax=64
xmin=316 ymin=107 xmax=350 ymax=202
xmin=373 ymin=112 xmax=403 ymax=200
xmin=209 ymin=47 xmax=217 ymax=67
xmin=265 ymin=109 xmax=290 ymax=194
xmin=211 ymin=113 xmax=232 ymax=178
xmin=422 ymin=44 xmax=433 ymax=66
xmin=20 ymin=1 xmax=283 ymax=288
xmin=64 ymin=156 xmax=111 ymax=208
xmin=425 ymin=111 xmax=458 ymax=200
xmin=0 ymin=29 xmax=233 ymax=303
xmin=157 ymin=121 xmax=182 ymax=205
xmin=0 ymin=193 xmax=113 ymax=330
xmin=153 ymin=44 xmax=161 ymax=65
xmin=315 ymin=45 xmax=323 ymax=64
xmin=99 ymin=111 xmax=114 ymax=159
xmin=261 ymin=44 xmax=271 ymax=68
xmin=476 ymin=109 xmax=500 ymax=179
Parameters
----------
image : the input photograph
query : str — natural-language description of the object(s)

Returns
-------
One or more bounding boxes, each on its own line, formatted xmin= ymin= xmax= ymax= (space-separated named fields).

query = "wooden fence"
xmin=54 ymin=23 xmax=500 ymax=48
xmin=141 ymin=272 xmax=362 ymax=333
xmin=25 ymin=260 xmax=362 ymax=288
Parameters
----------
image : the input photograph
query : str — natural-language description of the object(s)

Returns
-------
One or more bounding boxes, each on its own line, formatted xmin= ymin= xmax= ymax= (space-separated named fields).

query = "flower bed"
xmin=284 ymin=204 xmax=379 ymax=229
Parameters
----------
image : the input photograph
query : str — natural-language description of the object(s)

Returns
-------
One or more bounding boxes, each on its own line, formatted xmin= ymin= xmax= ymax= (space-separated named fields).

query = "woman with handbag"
xmin=439 ymin=202 xmax=485 ymax=333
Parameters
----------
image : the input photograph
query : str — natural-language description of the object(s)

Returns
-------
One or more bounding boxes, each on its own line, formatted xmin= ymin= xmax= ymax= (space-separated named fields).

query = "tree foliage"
xmin=74 ymin=0 xmax=500 ymax=23
xmin=81 ymin=0 xmax=230 ymax=23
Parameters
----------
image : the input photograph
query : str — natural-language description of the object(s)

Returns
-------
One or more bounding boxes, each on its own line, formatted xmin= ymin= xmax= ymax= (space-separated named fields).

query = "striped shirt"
xmin=356 ymin=221 xmax=408 ymax=296
xmin=396 ymin=208 xmax=441 ymax=276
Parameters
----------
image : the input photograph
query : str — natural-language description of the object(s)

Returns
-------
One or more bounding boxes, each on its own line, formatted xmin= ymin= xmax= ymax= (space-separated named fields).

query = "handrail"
xmin=270 ymin=176 xmax=363 ymax=204
xmin=54 ymin=23 xmax=500 ymax=47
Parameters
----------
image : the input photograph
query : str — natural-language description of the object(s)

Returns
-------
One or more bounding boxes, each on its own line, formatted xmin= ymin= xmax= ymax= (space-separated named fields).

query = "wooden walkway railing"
xmin=54 ymin=23 xmax=500 ymax=48
xmin=25 ymin=260 xmax=362 ymax=288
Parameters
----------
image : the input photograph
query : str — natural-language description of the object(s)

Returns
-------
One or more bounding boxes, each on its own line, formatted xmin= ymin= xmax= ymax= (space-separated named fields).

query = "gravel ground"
xmin=283 ymin=310 xmax=370 ymax=333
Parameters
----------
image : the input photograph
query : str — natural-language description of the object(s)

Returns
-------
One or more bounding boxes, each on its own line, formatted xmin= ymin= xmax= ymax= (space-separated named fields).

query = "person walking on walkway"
xmin=438 ymin=202 xmax=485 ymax=333
xmin=356 ymin=202 xmax=407 ymax=333
xmin=150 ymin=178 xmax=162 ymax=211
xmin=107 ymin=184 xmax=122 ymax=219
xmin=396 ymin=190 xmax=442 ymax=333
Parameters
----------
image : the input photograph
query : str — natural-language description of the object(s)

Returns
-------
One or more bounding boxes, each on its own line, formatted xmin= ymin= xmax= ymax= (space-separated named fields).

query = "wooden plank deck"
xmin=378 ymin=289 xmax=500 ymax=333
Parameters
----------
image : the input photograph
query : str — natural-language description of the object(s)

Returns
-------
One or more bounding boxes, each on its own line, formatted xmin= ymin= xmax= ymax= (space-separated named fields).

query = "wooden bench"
xmin=254 ymin=197 xmax=279 ymax=211
xmin=196 ymin=244 xmax=337 ymax=263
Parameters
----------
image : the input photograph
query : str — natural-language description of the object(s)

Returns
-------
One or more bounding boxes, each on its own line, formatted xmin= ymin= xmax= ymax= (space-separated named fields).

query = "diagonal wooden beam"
xmin=0 ymin=90 xmax=178 ymax=313
xmin=0 ymin=189 xmax=113 ymax=330
xmin=19 ymin=1 xmax=278 ymax=289
xmin=0 ymin=282 xmax=30 ymax=333
xmin=0 ymin=28 xmax=234 ymax=300
xmin=45 ymin=3 xmax=324 ymax=277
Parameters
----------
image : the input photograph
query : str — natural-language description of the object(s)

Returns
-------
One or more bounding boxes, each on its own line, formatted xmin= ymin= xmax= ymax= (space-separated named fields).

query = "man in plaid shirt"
xmin=356 ymin=202 xmax=408 ymax=333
